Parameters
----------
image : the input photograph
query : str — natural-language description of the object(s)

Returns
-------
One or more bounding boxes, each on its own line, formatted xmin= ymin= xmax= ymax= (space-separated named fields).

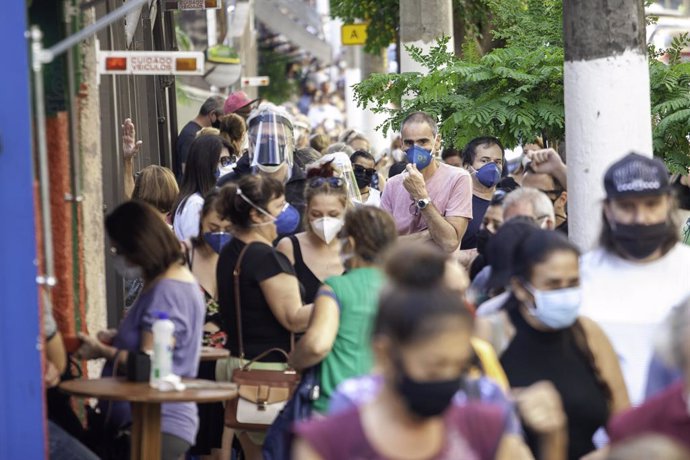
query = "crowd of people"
xmin=42 ymin=90 xmax=690 ymax=460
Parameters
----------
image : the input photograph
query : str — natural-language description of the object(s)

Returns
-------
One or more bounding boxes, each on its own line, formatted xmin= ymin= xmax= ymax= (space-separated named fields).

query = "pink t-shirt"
xmin=381 ymin=162 xmax=473 ymax=235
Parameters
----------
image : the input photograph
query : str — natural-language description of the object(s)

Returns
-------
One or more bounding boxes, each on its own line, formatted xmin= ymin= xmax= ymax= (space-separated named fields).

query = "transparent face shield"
xmin=323 ymin=152 xmax=362 ymax=204
xmin=248 ymin=113 xmax=295 ymax=171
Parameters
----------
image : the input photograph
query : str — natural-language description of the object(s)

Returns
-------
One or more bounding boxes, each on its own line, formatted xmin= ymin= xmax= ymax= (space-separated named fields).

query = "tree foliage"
xmin=354 ymin=1 xmax=564 ymax=149
xmin=353 ymin=0 xmax=690 ymax=172
xmin=329 ymin=0 xmax=500 ymax=56
xmin=650 ymin=33 xmax=690 ymax=173
xmin=329 ymin=0 xmax=399 ymax=55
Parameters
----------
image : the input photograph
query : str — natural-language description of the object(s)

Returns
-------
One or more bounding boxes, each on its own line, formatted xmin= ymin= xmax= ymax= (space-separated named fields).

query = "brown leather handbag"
xmin=224 ymin=243 xmax=300 ymax=431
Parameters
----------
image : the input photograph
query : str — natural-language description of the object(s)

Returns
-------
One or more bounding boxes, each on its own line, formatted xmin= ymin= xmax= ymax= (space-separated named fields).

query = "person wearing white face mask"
xmin=277 ymin=164 xmax=350 ymax=304
xmin=288 ymin=206 xmax=398 ymax=415
xmin=476 ymin=229 xmax=630 ymax=460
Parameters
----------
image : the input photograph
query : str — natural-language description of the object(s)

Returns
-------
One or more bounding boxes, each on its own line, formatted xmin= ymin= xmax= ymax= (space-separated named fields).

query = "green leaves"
xmin=649 ymin=34 xmax=690 ymax=174
xmin=354 ymin=34 xmax=564 ymax=149
xmin=329 ymin=0 xmax=399 ymax=55
xmin=351 ymin=0 xmax=690 ymax=173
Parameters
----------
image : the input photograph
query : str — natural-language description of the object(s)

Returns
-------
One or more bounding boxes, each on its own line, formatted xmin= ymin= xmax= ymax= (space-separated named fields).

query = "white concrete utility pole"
xmin=399 ymin=0 xmax=454 ymax=73
xmin=563 ymin=0 xmax=653 ymax=251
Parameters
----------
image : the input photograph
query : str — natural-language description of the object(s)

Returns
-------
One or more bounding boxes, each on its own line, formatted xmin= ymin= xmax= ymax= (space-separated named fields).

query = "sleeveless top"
xmin=294 ymin=403 xmax=506 ymax=460
xmin=313 ymin=267 xmax=384 ymax=413
xmin=289 ymin=235 xmax=323 ymax=304
xmin=499 ymin=301 xmax=609 ymax=460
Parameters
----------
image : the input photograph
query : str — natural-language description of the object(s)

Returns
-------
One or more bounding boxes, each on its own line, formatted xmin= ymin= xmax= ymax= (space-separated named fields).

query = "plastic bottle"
xmin=150 ymin=311 xmax=174 ymax=388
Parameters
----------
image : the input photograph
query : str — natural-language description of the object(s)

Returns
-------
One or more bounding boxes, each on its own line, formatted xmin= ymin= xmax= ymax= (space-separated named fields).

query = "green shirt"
xmin=312 ymin=267 xmax=384 ymax=413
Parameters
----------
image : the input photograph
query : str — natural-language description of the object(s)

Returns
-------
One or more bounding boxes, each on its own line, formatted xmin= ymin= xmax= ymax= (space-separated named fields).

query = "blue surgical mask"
xmin=524 ymin=283 xmax=581 ymax=329
xmin=203 ymin=232 xmax=232 ymax=254
xmin=406 ymin=145 xmax=434 ymax=170
xmin=275 ymin=203 xmax=301 ymax=236
xmin=475 ymin=163 xmax=501 ymax=188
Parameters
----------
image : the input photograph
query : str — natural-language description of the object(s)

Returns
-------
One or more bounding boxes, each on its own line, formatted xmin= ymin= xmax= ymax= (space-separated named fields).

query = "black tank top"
xmin=289 ymin=235 xmax=323 ymax=304
xmin=499 ymin=299 xmax=609 ymax=460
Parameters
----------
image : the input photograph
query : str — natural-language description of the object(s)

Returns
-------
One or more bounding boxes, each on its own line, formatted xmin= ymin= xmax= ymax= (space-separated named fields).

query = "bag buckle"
xmin=257 ymin=400 xmax=268 ymax=411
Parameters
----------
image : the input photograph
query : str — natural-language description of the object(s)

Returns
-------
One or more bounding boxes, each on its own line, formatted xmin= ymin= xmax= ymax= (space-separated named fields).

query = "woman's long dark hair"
xmin=172 ymin=135 xmax=231 ymax=222
xmin=506 ymin=230 xmax=614 ymax=407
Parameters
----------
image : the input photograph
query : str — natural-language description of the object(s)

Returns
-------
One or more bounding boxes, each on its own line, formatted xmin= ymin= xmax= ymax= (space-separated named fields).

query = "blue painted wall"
xmin=0 ymin=0 xmax=46 ymax=457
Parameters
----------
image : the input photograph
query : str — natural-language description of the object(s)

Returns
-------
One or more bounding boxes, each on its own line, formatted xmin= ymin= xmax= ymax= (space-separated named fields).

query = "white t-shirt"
xmin=364 ymin=188 xmax=381 ymax=208
xmin=173 ymin=193 xmax=204 ymax=241
xmin=580 ymin=243 xmax=690 ymax=405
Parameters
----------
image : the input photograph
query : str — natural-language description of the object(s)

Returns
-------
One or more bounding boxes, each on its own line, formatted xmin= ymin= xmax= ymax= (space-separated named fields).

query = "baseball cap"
xmin=224 ymin=91 xmax=257 ymax=114
xmin=604 ymin=152 xmax=671 ymax=199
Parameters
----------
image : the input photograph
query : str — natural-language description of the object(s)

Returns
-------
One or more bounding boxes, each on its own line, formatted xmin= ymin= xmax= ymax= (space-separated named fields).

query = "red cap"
xmin=224 ymin=91 xmax=257 ymax=114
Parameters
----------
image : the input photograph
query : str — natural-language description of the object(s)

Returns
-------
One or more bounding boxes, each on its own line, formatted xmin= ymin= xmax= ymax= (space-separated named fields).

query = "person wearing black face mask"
xmin=580 ymin=152 xmax=690 ymax=407
xmin=350 ymin=150 xmax=381 ymax=207
xmin=175 ymin=95 xmax=225 ymax=180
xmin=293 ymin=286 xmax=526 ymax=460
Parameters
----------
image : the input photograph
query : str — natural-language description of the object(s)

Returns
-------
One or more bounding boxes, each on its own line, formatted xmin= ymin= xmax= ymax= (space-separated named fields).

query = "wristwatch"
xmin=416 ymin=198 xmax=431 ymax=210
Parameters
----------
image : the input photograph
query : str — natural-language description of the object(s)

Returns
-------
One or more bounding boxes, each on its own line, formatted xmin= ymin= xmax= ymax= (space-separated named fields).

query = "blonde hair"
xmin=218 ymin=113 xmax=246 ymax=155
xmin=132 ymin=165 xmax=179 ymax=214
xmin=196 ymin=127 xmax=221 ymax=137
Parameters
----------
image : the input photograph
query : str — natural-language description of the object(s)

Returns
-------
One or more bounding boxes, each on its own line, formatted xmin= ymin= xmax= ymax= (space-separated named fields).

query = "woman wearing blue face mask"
xmin=185 ymin=189 xmax=233 ymax=349
xmin=215 ymin=174 xmax=313 ymax=460
xmin=182 ymin=189 xmax=233 ymax=458
xmin=477 ymin=230 xmax=630 ymax=460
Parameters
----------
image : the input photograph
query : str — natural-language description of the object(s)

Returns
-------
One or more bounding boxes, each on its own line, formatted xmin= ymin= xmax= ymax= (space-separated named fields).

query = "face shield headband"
xmin=248 ymin=113 xmax=295 ymax=170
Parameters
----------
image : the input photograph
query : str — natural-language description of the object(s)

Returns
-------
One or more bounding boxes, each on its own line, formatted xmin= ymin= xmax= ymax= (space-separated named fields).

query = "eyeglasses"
xmin=309 ymin=177 xmax=345 ymax=188
xmin=353 ymin=164 xmax=376 ymax=178
xmin=220 ymin=156 xmax=233 ymax=167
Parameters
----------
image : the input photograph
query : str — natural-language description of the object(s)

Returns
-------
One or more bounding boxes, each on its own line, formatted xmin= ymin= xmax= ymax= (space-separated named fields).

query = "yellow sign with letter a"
xmin=341 ymin=24 xmax=368 ymax=46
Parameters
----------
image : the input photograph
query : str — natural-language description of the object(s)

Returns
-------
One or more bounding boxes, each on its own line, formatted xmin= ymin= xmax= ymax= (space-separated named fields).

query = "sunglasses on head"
xmin=309 ymin=177 xmax=345 ymax=188
xmin=353 ymin=164 xmax=376 ymax=177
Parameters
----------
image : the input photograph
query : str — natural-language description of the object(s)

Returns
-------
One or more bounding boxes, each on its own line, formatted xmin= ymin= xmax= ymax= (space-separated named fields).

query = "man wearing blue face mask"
xmin=460 ymin=136 xmax=506 ymax=251
xmin=381 ymin=112 xmax=473 ymax=253
xmin=217 ymin=103 xmax=305 ymax=238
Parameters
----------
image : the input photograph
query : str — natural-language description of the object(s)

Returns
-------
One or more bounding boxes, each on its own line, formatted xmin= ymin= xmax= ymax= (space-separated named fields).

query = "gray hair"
xmin=503 ymin=187 xmax=555 ymax=226
xmin=199 ymin=96 xmax=225 ymax=116
xmin=339 ymin=129 xmax=369 ymax=145
xmin=326 ymin=142 xmax=354 ymax=156
xmin=654 ymin=295 xmax=690 ymax=371
xmin=401 ymin=111 xmax=438 ymax=138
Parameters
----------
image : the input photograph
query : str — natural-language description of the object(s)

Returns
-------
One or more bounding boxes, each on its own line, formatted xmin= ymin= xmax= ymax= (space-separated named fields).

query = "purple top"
xmin=329 ymin=374 xmax=522 ymax=435
xmin=105 ymin=278 xmax=205 ymax=445
xmin=295 ymin=403 xmax=507 ymax=460
xmin=609 ymin=381 xmax=690 ymax=451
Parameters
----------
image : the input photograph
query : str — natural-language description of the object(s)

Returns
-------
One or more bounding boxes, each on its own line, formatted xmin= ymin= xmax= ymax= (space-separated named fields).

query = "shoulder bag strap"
xmin=234 ymin=243 xmax=253 ymax=360
xmin=233 ymin=241 xmax=297 ymax=360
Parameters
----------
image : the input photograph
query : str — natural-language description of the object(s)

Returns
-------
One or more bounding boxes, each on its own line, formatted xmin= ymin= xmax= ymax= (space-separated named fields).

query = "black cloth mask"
xmin=610 ymin=221 xmax=670 ymax=259
xmin=395 ymin=359 xmax=460 ymax=419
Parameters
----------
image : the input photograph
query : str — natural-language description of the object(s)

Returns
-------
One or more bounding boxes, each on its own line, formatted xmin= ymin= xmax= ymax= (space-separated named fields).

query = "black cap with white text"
xmin=604 ymin=152 xmax=671 ymax=199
